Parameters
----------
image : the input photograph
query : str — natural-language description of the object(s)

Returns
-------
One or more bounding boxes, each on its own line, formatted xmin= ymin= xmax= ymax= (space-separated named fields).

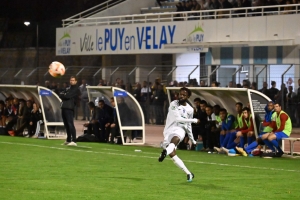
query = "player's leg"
xmin=168 ymin=137 xmax=194 ymax=182
xmin=247 ymin=131 xmax=254 ymax=146
xmin=261 ymin=132 xmax=275 ymax=152
xmin=268 ymin=132 xmax=288 ymax=156
xmin=226 ymin=136 xmax=240 ymax=149
xmin=159 ymin=134 xmax=179 ymax=162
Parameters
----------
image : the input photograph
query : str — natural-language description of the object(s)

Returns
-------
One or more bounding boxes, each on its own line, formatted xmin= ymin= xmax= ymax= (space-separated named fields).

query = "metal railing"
xmin=62 ymin=0 xmax=126 ymax=27
xmin=62 ymin=4 xmax=300 ymax=27
xmin=0 ymin=65 xmax=298 ymax=90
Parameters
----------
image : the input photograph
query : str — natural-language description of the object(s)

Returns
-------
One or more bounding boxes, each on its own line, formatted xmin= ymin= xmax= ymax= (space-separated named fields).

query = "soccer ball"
xmin=49 ymin=61 xmax=65 ymax=78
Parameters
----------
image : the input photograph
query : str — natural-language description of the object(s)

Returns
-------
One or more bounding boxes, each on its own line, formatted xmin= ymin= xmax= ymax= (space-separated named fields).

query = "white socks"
xmin=172 ymin=155 xmax=191 ymax=175
xmin=166 ymin=143 xmax=175 ymax=155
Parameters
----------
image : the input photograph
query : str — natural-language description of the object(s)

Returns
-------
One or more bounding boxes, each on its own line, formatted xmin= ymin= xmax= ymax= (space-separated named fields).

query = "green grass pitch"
xmin=1 ymin=136 xmax=300 ymax=200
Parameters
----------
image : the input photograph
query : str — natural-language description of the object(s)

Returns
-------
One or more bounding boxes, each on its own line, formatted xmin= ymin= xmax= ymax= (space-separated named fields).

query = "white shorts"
xmin=162 ymin=127 xmax=185 ymax=149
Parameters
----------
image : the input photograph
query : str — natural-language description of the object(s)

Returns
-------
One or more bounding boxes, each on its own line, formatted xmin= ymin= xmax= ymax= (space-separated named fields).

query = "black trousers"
xmin=87 ymin=123 xmax=100 ymax=141
xmin=61 ymin=109 xmax=76 ymax=143
xmin=155 ymin=105 xmax=164 ymax=125
xmin=192 ymin=126 xmax=206 ymax=148
xmin=207 ymin=129 xmax=221 ymax=149
xmin=140 ymin=102 xmax=149 ymax=123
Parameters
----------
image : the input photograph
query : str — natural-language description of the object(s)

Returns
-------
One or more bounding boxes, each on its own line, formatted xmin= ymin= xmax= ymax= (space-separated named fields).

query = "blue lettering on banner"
xmin=114 ymin=91 xmax=128 ymax=97
xmin=94 ymin=25 xmax=176 ymax=52
xmin=40 ymin=90 xmax=52 ymax=96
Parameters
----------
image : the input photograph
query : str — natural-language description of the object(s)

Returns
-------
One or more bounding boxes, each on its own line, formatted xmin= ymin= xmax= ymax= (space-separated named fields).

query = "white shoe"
xmin=214 ymin=147 xmax=223 ymax=153
xmin=221 ymin=147 xmax=229 ymax=155
xmin=67 ymin=142 xmax=77 ymax=146
xmin=63 ymin=141 xmax=70 ymax=145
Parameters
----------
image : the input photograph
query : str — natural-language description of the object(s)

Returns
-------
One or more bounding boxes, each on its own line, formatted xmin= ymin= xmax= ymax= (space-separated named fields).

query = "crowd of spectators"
xmin=171 ymin=0 xmax=300 ymax=18
xmin=0 ymin=96 xmax=43 ymax=137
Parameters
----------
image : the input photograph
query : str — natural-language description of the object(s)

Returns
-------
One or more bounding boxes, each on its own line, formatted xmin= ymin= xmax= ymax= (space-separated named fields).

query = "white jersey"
xmin=163 ymin=100 xmax=198 ymax=145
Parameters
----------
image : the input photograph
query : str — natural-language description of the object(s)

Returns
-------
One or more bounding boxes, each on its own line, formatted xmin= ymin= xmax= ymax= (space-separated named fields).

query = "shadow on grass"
xmin=174 ymin=182 xmax=228 ymax=190
xmin=107 ymin=177 xmax=145 ymax=181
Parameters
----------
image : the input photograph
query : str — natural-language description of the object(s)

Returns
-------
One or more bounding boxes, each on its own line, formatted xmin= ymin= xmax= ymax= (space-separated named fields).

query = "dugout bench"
xmin=166 ymin=87 xmax=300 ymax=155
xmin=166 ymin=87 xmax=271 ymax=138
xmin=86 ymin=86 xmax=145 ymax=145
xmin=0 ymin=85 xmax=66 ymax=139
xmin=282 ymin=138 xmax=300 ymax=155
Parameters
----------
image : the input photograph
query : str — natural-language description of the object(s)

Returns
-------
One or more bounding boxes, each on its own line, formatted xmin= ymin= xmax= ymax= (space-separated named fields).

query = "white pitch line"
xmin=60 ymin=144 xmax=92 ymax=149
xmin=1 ymin=141 xmax=299 ymax=173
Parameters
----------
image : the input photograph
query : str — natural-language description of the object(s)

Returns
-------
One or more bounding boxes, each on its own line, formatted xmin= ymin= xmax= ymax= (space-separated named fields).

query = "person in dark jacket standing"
xmin=59 ymin=76 xmax=81 ymax=146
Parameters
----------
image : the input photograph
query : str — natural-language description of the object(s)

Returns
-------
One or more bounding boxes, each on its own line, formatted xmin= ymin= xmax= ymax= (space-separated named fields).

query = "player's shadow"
xmin=174 ymin=183 xmax=227 ymax=190
xmin=108 ymin=177 xmax=145 ymax=181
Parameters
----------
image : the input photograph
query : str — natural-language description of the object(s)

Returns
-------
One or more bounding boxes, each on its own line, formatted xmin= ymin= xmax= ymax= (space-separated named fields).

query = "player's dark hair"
xmin=213 ymin=104 xmax=221 ymax=109
xmin=206 ymin=105 xmax=213 ymax=110
xmin=180 ymin=87 xmax=192 ymax=97
xmin=275 ymin=102 xmax=282 ymax=107
xmin=242 ymin=107 xmax=250 ymax=112
xmin=200 ymin=100 xmax=207 ymax=105
xmin=88 ymin=101 xmax=95 ymax=108
xmin=98 ymin=100 xmax=105 ymax=104
xmin=194 ymin=97 xmax=201 ymax=103
xmin=235 ymin=102 xmax=243 ymax=107
xmin=219 ymin=108 xmax=227 ymax=113
xmin=271 ymin=81 xmax=276 ymax=86
xmin=70 ymin=76 xmax=77 ymax=80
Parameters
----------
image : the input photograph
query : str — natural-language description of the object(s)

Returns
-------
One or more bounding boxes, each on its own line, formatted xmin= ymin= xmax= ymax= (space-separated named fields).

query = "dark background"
xmin=0 ymin=0 xmax=107 ymax=47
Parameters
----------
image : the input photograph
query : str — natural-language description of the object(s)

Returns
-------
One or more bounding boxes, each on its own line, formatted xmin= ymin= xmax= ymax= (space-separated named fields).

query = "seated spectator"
xmin=236 ymin=107 xmax=254 ymax=147
xmin=252 ymin=0 xmax=263 ymax=15
xmin=7 ymin=98 xmax=19 ymax=136
xmin=84 ymin=102 xmax=101 ymax=141
xmin=283 ymin=0 xmax=294 ymax=14
xmin=175 ymin=2 xmax=186 ymax=20
xmin=239 ymin=0 xmax=252 ymax=17
xmin=236 ymin=101 xmax=276 ymax=156
xmin=156 ymin=0 xmax=168 ymax=7
xmin=199 ymin=100 xmax=208 ymax=149
xmin=213 ymin=104 xmax=222 ymax=146
xmin=11 ymin=99 xmax=31 ymax=136
xmin=0 ymin=101 xmax=7 ymax=135
xmin=223 ymin=102 xmax=248 ymax=149
xmin=205 ymin=105 xmax=219 ymax=152
xmin=109 ymin=97 xmax=121 ymax=143
xmin=192 ymin=0 xmax=201 ymax=11
xmin=28 ymin=102 xmax=43 ymax=138
xmin=264 ymin=0 xmax=278 ymax=14
xmin=218 ymin=0 xmax=233 ymax=18
xmin=98 ymin=100 xmax=112 ymax=142
xmin=214 ymin=108 xmax=236 ymax=152
xmin=191 ymin=98 xmax=201 ymax=149
xmin=261 ymin=102 xmax=292 ymax=157
xmin=211 ymin=0 xmax=221 ymax=10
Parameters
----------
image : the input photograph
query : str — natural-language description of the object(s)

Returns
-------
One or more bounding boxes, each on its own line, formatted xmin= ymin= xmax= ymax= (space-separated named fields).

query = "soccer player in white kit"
xmin=158 ymin=87 xmax=200 ymax=182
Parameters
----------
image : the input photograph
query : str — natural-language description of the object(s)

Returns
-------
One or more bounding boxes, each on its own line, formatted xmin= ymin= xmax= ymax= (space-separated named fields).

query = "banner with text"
xmin=56 ymin=21 xmax=207 ymax=55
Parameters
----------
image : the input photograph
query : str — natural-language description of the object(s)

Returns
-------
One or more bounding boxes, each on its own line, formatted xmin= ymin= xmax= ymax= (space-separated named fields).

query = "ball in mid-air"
xmin=49 ymin=61 xmax=65 ymax=78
